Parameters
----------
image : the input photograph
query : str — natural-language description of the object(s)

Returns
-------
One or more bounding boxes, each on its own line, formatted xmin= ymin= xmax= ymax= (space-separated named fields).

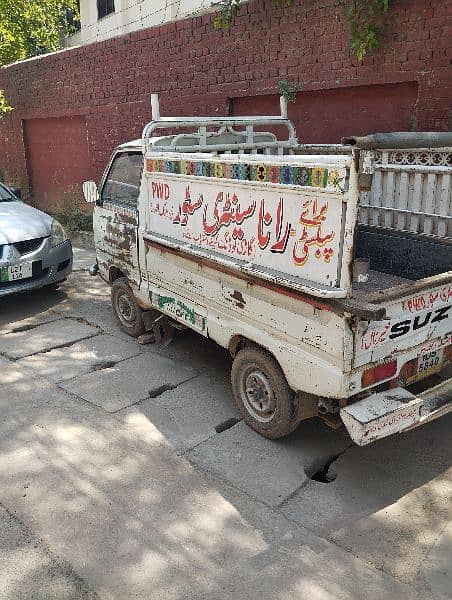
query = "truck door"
xmin=94 ymin=150 xmax=143 ymax=286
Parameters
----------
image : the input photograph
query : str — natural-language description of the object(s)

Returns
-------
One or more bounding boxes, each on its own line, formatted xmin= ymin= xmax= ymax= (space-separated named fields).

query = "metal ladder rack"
xmin=141 ymin=94 xmax=298 ymax=155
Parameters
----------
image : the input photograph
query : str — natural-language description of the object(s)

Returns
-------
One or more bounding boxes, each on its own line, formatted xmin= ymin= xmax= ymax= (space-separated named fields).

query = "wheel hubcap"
xmin=117 ymin=293 xmax=134 ymax=323
xmin=241 ymin=369 xmax=276 ymax=422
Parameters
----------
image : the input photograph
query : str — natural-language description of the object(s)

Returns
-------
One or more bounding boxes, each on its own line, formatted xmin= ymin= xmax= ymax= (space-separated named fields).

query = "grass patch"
xmin=53 ymin=206 xmax=93 ymax=232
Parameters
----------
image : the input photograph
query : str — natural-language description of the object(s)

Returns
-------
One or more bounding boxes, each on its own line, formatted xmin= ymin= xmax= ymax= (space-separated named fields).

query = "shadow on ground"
xmin=0 ymin=267 xmax=449 ymax=598
xmin=0 ymin=287 xmax=69 ymax=329
xmin=0 ymin=367 xmax=425 ymax=599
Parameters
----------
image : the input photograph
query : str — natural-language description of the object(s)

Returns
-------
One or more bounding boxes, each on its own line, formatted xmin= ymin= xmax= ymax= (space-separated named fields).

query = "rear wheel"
xmin=231 ymin=346 xmax=300 ymax=439
xmin=111 ymin=277 xmax=145 ymax=337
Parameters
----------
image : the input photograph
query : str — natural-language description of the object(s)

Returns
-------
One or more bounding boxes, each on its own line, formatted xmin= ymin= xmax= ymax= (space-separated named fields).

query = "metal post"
xmin=280 ymin=95 xmax=288 ymax=119
xmin=151 ymin=93 xmax=161 ymax=121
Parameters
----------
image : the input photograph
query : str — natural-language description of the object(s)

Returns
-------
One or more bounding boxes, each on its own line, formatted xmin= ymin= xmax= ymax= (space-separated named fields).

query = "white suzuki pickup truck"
xmin=83 ymin=96 xmax=451 ymax=445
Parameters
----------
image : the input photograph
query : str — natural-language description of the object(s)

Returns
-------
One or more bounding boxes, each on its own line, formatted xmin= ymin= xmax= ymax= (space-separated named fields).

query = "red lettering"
xmin=151 ymin=181 xmax=170 ymax=201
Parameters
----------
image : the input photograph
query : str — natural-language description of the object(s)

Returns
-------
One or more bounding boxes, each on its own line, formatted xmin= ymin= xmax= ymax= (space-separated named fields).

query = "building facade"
xmin=66 ymin=0 xmax=213 ymax=47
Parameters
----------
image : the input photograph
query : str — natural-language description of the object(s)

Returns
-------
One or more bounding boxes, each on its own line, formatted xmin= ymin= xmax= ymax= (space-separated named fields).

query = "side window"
xmin=97 ymin=0 xmax=115 ymax=19
xmin=101 ymin=152 xmax=143 ymax=208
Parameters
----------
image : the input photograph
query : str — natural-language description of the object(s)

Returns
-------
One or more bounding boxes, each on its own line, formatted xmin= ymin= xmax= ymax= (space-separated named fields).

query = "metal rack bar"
xmin=142 ymin=94 xmax=298 ymax=154
xmin=359 ymin=205 xmax=452 ymax=220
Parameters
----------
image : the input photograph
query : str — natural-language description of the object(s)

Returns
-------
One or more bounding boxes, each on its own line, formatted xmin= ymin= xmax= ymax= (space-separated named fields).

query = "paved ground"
xmin=0 ymin=247 xmax=450 ymax=600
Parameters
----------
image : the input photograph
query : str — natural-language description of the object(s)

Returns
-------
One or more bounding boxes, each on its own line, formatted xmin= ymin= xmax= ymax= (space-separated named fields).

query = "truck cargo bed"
xmin=353 ymin=270 xmax=413 ymax=294
xmin=349 ymin=224 xmax=452 ymax=306
xmin=356 ymin=225 xmax=452 ymax=281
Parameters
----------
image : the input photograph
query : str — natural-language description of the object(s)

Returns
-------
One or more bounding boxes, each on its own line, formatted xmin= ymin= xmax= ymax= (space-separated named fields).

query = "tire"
xmin=111 ymin=277 xmax=146 ymax=337
xmin=231 ymin=346 xmax=300 ymax=439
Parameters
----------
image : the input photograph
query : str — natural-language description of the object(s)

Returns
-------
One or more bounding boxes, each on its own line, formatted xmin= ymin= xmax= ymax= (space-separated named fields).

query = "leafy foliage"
xmin=0 ymin=89 xmax=12 ymax=116
xmin=214 ymin=0 xmax=293 ymax=28
xmin=214 ymin=0 xmax=392 ymax=60
xmin=53 ymin=206 xmax=93 ymax=232
xmin=342 ymin=0 xmax=390 ymax=60
xmin=0 ymin=0 xmax=79 ymax=66
xmin=278 ymin=79 xmax=301 ymax=103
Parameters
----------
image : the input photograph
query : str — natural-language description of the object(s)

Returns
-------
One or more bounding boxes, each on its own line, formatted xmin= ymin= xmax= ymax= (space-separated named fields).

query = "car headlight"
xmin=51 ymin=219 xmax=68 ymax=247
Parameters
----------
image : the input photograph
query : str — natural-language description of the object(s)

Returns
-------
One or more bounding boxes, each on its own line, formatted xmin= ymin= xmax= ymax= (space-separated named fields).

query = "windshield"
xmin=0 ymin=183 xmax=16 ymax=202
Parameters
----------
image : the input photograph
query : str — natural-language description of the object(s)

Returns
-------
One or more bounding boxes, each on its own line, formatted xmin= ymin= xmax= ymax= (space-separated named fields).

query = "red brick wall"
xmin=0 ymin=0 xmax=450 ymax=207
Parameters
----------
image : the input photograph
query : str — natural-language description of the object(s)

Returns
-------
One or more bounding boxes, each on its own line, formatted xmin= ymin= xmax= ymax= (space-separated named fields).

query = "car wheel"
xmin=231 ymin=346 xmax=300 ymax=439
xmin=111 ymin=277 xmax=146 ymax=337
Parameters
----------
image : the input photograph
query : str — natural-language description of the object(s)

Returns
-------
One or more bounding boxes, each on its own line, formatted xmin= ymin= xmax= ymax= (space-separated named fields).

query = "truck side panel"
xmin=139 ymin=241 xmax=350 ymax=398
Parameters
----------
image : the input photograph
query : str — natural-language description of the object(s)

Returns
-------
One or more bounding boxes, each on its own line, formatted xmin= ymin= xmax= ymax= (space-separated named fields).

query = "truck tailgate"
xmin=355 ymin=280 xmax=452 ymax=368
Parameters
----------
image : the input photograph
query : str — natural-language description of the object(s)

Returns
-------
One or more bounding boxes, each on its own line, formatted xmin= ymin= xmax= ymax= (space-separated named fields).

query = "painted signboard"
xmin=145 ymin=158 xmax=348 ymax=288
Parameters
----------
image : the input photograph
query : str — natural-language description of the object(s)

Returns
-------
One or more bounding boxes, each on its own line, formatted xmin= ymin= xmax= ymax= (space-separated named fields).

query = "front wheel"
xmin=231 ymin=346 xmax=300 ymax=439
xmin=111 ymin=277 xmax=146 ymax=337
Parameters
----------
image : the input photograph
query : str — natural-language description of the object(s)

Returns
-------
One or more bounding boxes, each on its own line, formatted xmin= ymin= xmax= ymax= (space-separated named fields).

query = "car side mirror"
xmin=10 ymin=186 xmax=21 ymax=199
xmin=82 ymin=180 xmax=99 ymax=204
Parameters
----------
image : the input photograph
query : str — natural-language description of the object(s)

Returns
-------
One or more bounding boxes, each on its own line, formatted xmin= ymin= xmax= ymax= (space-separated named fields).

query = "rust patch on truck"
xmin=118 ymin=212 xmax=138 ymax=226
xmin=105 ymin=221 xmax=135 ymax=252
xmin=230 ymin=290 xmax=246 ymax=309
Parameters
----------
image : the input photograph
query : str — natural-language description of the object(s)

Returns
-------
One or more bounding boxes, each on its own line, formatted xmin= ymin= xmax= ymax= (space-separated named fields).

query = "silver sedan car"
xmin=0 ymin=183 xmax=72 ymax=297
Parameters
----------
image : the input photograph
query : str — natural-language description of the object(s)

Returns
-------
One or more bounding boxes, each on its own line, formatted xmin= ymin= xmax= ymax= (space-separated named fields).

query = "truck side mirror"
xmin=82 ymin=180 xmax=98 ymax=204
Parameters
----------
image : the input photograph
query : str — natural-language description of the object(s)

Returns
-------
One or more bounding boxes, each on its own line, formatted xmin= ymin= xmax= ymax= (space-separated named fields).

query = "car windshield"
xmin=0 ymin=184 xmax=16 ymax=202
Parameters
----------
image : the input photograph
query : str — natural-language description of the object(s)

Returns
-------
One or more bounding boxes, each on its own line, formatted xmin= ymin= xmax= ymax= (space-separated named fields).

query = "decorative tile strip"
xmin=146 ymin=159 xmax=345 ymax=193
xmin=374 ymin=150 xmax=452 ymax=167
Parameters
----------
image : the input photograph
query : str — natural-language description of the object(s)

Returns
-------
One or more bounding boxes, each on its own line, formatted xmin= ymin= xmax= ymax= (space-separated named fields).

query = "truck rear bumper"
xmin=340 ymin=376 xmax=452 ymax=445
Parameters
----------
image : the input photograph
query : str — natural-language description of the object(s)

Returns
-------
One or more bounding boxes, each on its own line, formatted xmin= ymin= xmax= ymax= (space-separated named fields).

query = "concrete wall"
xmin=66 ymin=0 xmax=213 ymax=47
xmin=0 ymin=0 xmax=450 ymax=210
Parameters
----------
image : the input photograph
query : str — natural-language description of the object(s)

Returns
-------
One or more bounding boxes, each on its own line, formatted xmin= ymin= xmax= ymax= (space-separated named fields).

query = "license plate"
xmin=407 ymin=349 xmax=444 ymax=384
xmin=0 ymin=263 xmax=33 ymax=282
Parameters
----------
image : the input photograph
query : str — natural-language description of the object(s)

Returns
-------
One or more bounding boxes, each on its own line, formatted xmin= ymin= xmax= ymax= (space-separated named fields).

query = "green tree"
xmin=0 ymin=0 xmax=79 ymax=66
xmin=0 ymin=89 xmax=12 ymax=115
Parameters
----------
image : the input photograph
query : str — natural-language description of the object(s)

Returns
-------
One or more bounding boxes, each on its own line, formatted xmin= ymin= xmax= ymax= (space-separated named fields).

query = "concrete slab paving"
xmin=0 ymin=289 xmax=71 ymax=336
xmin=0 ymin=504 xmax=97 ymax=600
xmin=0 ymin=267 xmax=153 ymax=347
xmin=60 ymin=352 xmax=199 ymax=412
xmin=0 ymin=245 xmax=450 ymax=599
xmin=0 ymin=318 xmax=99 ymax=359
xmin=50 ymin=272 xmax=158 ymax=345
xmin=193 ymin=468 xmax=427 ymax=600
xmin=118 ymin=374 xmax=240 ymax=452
xmin=187 ymin=419 xmax=351 ymax=507
xmin=0 ymin=270 xmax=109 ymax=336
xmin=17 ymin=334 xmax=142 ymax=382
xmin=281 ymin=415 xmax=452 ymax=585
xmin=72 ymin=247 xmax=96 ymax=272
xmin=159 ymin=331 xmax=232 ymax=378
xmin=421 ymin=521 xmax=452 ymax=600
xmin=0 ymin=373 xmax=425 ymax=600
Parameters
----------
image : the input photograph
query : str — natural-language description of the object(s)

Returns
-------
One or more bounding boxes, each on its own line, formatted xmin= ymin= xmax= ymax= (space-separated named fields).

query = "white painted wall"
xmin=65 ymin=0 xmax=214 ymax=47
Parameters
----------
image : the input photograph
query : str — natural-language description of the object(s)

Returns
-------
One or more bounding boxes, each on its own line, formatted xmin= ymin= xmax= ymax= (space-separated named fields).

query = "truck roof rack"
xmin=142 ymin=94 xmax=298 ymax=155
